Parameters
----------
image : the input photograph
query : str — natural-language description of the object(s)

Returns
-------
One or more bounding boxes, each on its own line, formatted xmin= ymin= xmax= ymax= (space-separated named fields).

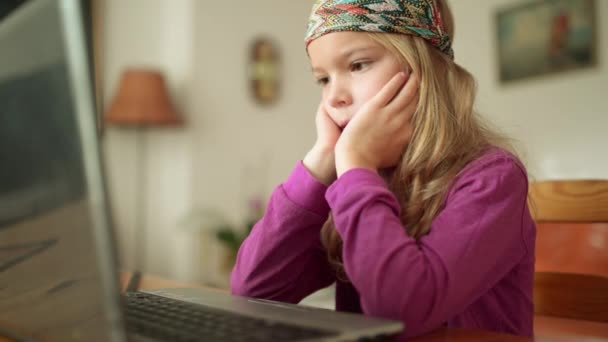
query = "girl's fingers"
xmin=370 ymin=72 xmax=408 ymax=108
xmin=401 ymin=90 xmax=419 ymax=123
xmin=387 ymin=72 xmax=419 ymax=113
xmin=387 ymin=89 xmax=417 ymax=132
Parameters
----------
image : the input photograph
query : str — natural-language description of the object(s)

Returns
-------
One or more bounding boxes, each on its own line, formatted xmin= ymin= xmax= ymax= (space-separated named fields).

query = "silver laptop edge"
xmin=146 ymin=288 xmax=404 ymax=341
xmin=56 ymin=0 xmax=127 ymax=341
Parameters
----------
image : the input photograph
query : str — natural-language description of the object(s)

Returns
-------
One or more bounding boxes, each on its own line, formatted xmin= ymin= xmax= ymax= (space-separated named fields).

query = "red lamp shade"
xmin=105 ymin=69 xmax=183 ymax=127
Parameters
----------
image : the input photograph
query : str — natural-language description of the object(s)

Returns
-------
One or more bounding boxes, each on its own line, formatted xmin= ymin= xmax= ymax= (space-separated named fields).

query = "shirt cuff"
xmin=282 ymin=161 xmax=331 ymax=217
xmin=326 ymin=168 xmax=387 ymax=207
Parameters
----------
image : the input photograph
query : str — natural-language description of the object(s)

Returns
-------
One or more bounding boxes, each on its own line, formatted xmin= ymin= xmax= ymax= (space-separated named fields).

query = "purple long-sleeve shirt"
xmin=231 ymin=148 xmax=536 ymax=339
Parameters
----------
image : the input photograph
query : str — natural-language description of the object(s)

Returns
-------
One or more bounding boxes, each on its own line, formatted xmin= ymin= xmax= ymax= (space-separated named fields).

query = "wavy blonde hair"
xmin=320 ymin=0 xmax=515 ymax=281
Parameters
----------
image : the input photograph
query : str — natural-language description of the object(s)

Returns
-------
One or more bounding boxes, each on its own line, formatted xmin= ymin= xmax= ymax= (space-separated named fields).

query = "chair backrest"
xmin=529 ymin=180 xmax=608 ymax=222
xmin=534 ymin=272 xmax=608 ymax=322
xmin=530 ymin=180 xmax=608 ymax=322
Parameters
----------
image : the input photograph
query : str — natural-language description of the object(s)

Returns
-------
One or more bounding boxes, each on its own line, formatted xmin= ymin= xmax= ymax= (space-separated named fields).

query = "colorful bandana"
xmin=306 ymin=0 xmax=454 ymax=59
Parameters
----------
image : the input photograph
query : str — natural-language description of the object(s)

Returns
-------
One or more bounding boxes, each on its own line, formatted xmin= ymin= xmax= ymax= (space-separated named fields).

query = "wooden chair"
xmin=530 ymin=180 xmax=608 ymax=334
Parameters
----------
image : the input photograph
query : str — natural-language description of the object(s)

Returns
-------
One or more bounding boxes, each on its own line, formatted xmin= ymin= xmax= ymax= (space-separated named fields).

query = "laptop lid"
xmin=0 ymin=0 xmax=126 ymax=340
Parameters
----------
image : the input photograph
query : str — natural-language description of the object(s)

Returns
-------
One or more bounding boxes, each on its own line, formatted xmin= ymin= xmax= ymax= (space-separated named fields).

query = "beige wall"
xmin=189 ymin=0 xmax=317 ymax=230
xmin=102 ymin=0 xmax=608 ymax=285
xmin=453 ymin=0 xmax=608 ymax=180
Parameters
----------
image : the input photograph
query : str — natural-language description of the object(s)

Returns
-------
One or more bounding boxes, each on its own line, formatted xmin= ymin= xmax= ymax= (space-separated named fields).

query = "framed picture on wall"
xmin=249 ymin=37 xmax=281 ymax=106
xmin=496 ymin=0 xmax=597 ymax=84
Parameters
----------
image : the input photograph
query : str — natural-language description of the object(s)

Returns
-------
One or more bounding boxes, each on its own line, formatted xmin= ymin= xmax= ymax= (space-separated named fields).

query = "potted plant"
xmin=214 ymin=197 xmax=264 ymax=271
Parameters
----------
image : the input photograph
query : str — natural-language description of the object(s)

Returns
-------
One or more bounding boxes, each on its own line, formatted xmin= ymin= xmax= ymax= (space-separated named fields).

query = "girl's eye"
xmin=351 ymin=61 xmax=370 ymax=72
xmin=316 ymin=77 xmax=329 ymax=86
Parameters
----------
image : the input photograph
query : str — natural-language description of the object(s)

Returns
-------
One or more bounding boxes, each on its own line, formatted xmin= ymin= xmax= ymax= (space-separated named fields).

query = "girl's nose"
xmin=327 ymin=80 xmax=352 ymax=109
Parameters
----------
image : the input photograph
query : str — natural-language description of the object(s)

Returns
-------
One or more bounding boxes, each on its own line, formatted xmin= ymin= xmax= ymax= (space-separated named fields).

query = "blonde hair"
xmin=320 ymin=0 xmax=515 ymax=281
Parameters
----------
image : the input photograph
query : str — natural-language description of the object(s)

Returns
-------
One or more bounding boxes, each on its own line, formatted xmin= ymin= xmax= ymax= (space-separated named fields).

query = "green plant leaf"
xmin=215 ymin=229 xmax=242 ymax=251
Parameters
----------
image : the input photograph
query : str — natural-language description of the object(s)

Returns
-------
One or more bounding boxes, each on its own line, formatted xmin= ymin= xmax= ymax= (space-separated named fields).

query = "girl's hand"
xmin=335 ymin=71 xmax=419 ymax=177
xmin=303 ymin=102 xmax=341 ymax=185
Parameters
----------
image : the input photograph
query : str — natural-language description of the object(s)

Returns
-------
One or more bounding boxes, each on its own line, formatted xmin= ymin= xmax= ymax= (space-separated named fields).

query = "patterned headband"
xmin=305 ymin=0 xmax=454 ymax=59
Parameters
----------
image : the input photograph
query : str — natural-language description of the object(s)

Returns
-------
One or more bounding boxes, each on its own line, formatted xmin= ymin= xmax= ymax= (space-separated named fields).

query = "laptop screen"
xmin=0 ymin=1 xmax=124 ymax=341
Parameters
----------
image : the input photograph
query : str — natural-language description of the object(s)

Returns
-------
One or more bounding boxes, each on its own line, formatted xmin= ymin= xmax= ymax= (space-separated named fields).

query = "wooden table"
xmin=131 ymin=274 xmax=608 ymax=342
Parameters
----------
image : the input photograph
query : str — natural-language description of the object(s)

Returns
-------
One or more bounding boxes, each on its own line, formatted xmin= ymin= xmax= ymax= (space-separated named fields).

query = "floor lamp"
xmin=104 ymin=69 xmax=183 ymax=291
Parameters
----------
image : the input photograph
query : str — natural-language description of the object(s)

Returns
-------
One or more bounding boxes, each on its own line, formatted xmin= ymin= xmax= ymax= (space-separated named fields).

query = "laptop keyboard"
xmin=124 ymin=291 xmax=338 ymax=342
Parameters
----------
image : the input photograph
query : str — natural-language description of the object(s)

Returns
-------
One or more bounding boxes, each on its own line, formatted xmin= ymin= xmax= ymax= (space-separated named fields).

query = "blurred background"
xmin=1 ymin=0 xmax=606 ymax=298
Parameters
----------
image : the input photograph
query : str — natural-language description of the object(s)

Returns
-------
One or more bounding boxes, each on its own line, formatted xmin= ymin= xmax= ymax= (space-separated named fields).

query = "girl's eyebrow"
xmin=311 ymin=46 xmax=378 ymax=73
xmin=339 ymin=46 xmax=377 ymax=60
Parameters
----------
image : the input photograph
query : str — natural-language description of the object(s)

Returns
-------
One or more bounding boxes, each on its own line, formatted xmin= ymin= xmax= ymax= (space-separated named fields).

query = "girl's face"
xmin=308 ymin=31 xmax=407 ymax=129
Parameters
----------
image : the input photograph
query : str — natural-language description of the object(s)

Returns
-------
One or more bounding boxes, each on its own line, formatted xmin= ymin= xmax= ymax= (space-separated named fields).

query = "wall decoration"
xmin=249 ymin=37 xmax=281 ymax=105
xmin=496 ymin=0 xmax=596 ymax=83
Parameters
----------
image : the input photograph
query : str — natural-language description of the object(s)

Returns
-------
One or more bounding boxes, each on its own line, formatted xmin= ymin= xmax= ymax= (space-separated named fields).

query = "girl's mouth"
xmin=339 ymin=120 xmax=350 ymax=131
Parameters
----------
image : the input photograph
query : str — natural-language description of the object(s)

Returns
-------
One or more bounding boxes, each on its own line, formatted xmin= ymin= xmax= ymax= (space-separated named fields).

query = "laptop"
xmin=0 ymin=0 xmax=404 ymax=341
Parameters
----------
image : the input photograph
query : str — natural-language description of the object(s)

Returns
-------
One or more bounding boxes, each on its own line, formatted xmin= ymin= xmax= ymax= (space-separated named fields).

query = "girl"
xmin=231 ymin=0 xmax=536 ymax=339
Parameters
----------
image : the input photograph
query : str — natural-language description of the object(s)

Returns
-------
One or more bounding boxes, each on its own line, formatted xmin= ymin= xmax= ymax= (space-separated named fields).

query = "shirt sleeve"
xmin=325 ymin=156 xmax=531 ymax=337
xmin=230 ymin=161 xmax=335 ymax=303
